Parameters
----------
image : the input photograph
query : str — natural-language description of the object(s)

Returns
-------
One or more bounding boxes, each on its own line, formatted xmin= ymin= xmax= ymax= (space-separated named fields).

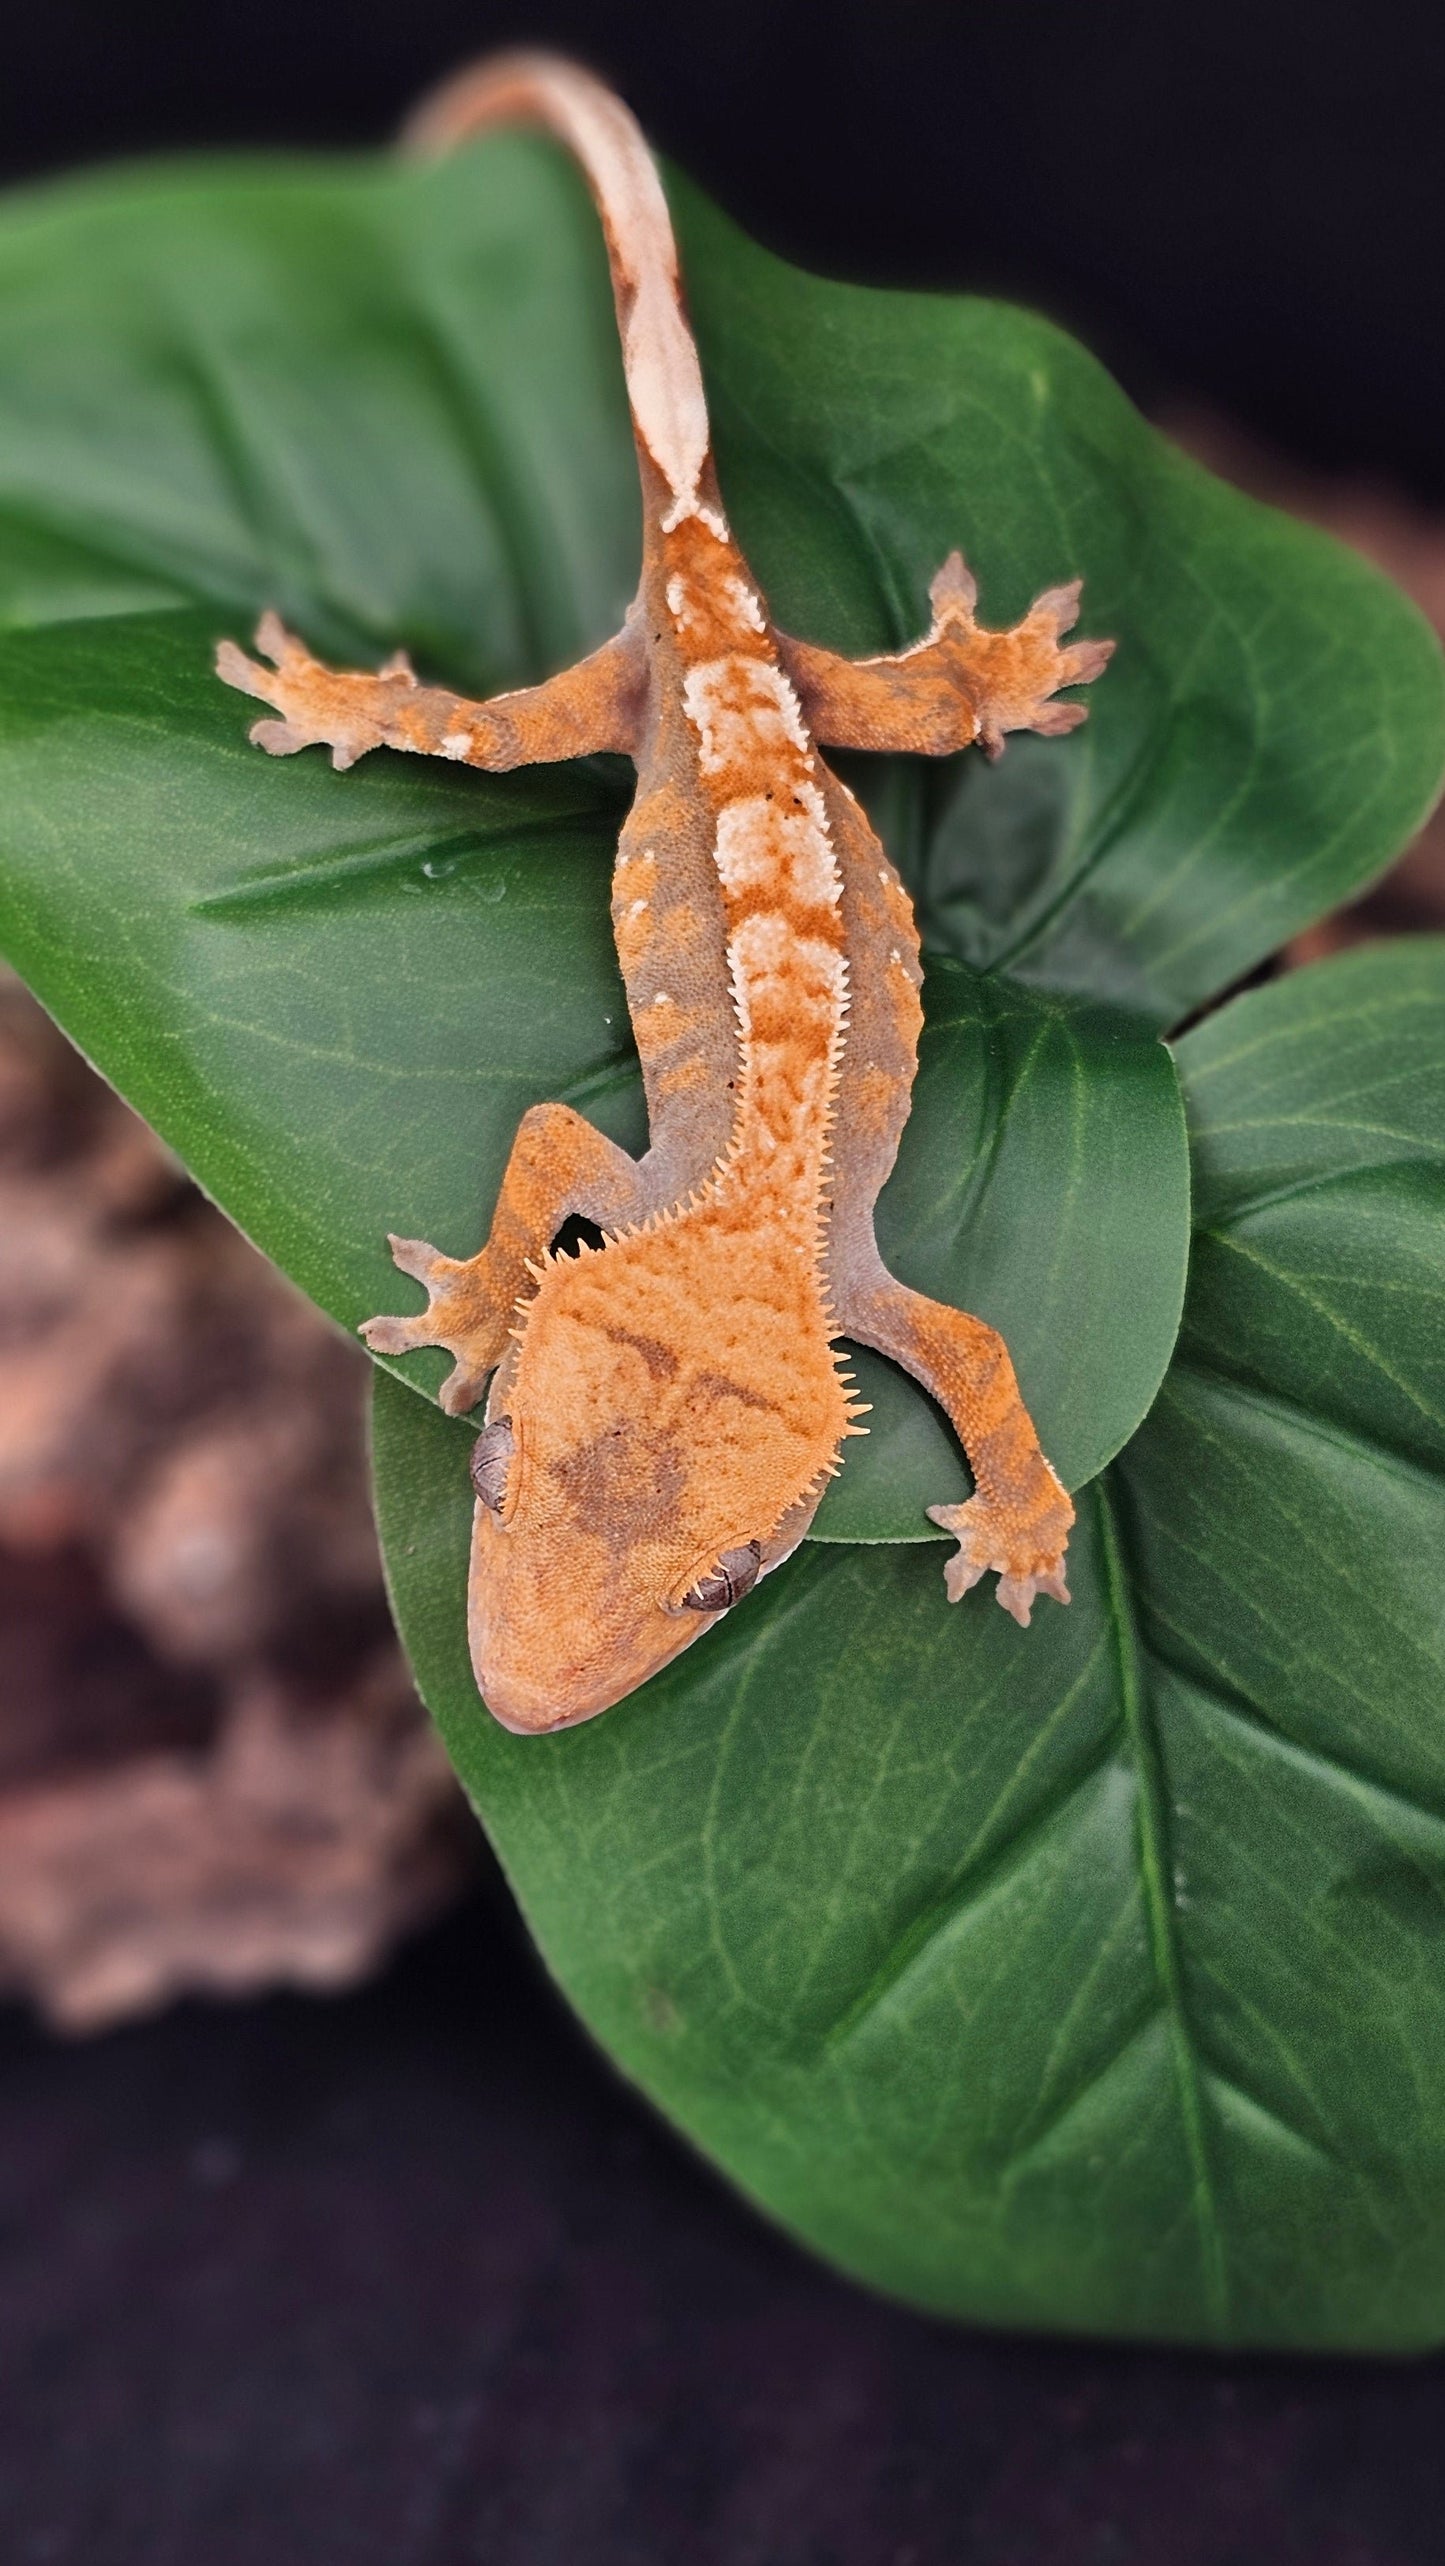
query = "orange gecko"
xmin=217 ymin=54 xmax=1112 ymax=1732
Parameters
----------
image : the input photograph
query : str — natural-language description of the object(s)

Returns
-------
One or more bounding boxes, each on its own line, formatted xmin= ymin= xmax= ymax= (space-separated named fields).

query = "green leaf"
xmin=1 ymin=133 xmax=1443 ymax=2345
xmin=677 ymin=182 xmax=1445 ymax=1023
xmin=0 ymin=601 xmax=1185 ymax=1529
xmin=0 ymin=142 xmax=1208 ymax=1526
xmin=374 ymin=943 xmax=1445 ymax=2349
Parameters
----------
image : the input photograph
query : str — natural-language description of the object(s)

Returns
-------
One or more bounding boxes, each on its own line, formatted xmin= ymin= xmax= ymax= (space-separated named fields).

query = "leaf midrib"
xmin=1096 ymin=1474 xmax=1230 ymax=2335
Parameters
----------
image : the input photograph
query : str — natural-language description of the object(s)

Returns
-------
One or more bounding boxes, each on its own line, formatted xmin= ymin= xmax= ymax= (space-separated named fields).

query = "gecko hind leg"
xmin=360 ymin=1102 xmax=647 ymax=1414
xmin=842 ymin=1270 xmax=1073 ymax=1625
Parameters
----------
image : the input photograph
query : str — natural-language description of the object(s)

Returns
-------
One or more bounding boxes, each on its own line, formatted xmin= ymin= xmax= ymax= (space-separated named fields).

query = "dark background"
xmin=2 ymin=0 xmax=1444 ymax=496
xmin=4 ymin=4 xmax=1445 ymax=2559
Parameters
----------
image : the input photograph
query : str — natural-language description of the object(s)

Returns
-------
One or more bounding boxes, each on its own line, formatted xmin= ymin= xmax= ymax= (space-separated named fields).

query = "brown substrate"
xmin=0 ymin=972 xmax=476 ymax=2032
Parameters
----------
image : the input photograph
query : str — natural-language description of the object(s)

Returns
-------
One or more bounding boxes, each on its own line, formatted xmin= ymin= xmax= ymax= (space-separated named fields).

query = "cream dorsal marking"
xmin=407 ymin=57 xmax=846 ymax=1201
xmin=668 ymin=534 xmax=848 ymax=1209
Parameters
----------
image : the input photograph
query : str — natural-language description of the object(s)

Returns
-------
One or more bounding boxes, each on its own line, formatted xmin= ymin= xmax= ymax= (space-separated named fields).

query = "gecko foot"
xmin=215 ymin=612 xmax=408 ymax=770
xmin=928 ymin=551 xmax=1115 ymax=759
xmin=926 ymin=1488 xmax=1073 ymax=1627
xmin=359 ymin=1233 xmax=508 ymax=1415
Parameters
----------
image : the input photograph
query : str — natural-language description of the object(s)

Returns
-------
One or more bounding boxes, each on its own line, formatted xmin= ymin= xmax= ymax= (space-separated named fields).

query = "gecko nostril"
xmin=681 ymin=1542 xmax=761 ymax=1612
xmin=470 ymin=1416 xmax=515 ymax=1511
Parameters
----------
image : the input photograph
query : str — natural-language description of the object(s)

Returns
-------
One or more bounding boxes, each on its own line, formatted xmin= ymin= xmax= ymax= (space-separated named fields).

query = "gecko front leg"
xmin=842 ymin=1266 xmax=1073 ymax=1625
xmin=780 ymin=552 xmax=1112 ymax=760
xmin=219 ymin=612 xmax=654 ymax=1413
xmin=361 ymin=1103 xmax=648 ymax=1414
xmin=217 ymin=612 xmax=643 ymax=772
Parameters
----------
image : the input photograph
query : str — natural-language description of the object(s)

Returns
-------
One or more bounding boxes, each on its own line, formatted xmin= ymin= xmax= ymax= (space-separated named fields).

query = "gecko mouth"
xmin=471 ymin=1596 xmax=717 ymax=1733
xmin=464 ymin=1496 xmax=726 ymax=1733
xmin=463 ymin=1443 xmax=836 ymax=1732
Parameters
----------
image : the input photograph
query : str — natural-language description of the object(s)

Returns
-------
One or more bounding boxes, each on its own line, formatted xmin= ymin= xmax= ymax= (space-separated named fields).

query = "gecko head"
xmin=461 ymin=1235 xmax=849 ymax=1732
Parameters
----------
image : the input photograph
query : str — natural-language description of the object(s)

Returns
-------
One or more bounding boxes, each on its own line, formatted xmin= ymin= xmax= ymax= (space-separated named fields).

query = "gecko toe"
xmin=1032 ymin=577 xmax=1083 ymax=632
xmin=254 ymin=608 xmax=296 ymax=664
xmin=928 ymin=1494 xmax=1072 ymax=1622
xmin=928 ymin=548 xmax=979 ymax=620
xmin=387 ymin=1233 xmax=449 ymax=1284
xmin=996 ymin=1563 xmax=1072 ymax=1625
xmin=942 ymin=1550 xmax=987 ymax=1604
xmin=996 ymin=1577 xmax=1035 ymax=1628
xmin=215 ymin=638 xmax=266 ymax=698
xmin=249 ymin=717 xmax=312 ymax=757
xmin=358 ymin=1310 xmax=432 ymax=1355
xmin=1064 ymin=636 xmax=1115 ymax=684
xmin=438 ymin=1359 xmax=489 ymax=1416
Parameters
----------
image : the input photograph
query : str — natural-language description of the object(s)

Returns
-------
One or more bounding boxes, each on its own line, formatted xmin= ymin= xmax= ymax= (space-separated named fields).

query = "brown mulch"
xmin=0 ymin=973 xmax=476 ymax=2032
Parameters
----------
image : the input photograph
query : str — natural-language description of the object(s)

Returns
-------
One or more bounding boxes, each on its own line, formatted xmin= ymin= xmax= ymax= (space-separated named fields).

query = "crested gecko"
xmin=217 ymin=54 xmax=1112 ymax=1733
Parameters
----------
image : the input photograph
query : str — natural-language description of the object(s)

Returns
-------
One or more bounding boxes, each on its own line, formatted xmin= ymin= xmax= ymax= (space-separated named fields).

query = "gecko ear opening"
xmin=680 ymin=1542 xmax=761 ymax=1612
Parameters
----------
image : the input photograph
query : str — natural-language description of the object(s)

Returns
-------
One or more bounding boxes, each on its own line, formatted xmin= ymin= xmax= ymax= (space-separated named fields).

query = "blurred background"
xmin=2 ymin=3 xmax=1444 ymax=2558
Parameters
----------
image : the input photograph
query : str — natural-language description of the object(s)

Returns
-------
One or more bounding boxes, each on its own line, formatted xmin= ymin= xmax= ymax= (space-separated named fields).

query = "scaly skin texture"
xmin=217 ymin=54 xmax=1113 ymax=1731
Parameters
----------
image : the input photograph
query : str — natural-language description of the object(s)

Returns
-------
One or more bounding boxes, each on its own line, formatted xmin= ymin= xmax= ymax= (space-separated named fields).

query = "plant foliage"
xmin=0 ymin=134 xmax=1441 ymax=2344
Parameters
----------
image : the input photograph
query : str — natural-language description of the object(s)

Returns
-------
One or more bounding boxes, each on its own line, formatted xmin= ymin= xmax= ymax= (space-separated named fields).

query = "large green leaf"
xmin=1 ymin=129 xmax=1443 ymax=2346
xmin=0 ymin=142 xmax=1433 ymax=1512
xmin=374 ymin=944 xmax=1445 ymax=2349
xmin=678 ymin=185 xmax=1445 ymax=1023
xmin=0 ymin=140 xmax=1219 ymax=1525
xmin=0 ymin=600 xmax=1184 ymax=1528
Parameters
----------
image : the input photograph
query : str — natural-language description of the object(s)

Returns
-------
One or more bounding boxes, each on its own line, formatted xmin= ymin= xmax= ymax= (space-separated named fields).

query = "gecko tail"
xmin=404 ymin=52 xmax=715 ymax=531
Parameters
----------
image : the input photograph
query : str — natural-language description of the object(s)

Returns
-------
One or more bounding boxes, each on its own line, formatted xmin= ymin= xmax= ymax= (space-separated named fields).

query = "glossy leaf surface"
xmin=678 ymin=185 xmax=1445 ymax=1022
xmin=0 ymin=142 xmax=1234 ymax=1520
xmin=0 ymin=132 xmax=1442 ymax=2346
xmin=376 ymin=946 xmax=1445 ymax=2347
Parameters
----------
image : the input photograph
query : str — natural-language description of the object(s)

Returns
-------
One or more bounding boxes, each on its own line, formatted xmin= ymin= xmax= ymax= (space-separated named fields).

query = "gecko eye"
xmin=470 ymin=1417 xmax=515 ymax=1512
xmin=681 ymin=1542 xmax=761 ymax=1612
